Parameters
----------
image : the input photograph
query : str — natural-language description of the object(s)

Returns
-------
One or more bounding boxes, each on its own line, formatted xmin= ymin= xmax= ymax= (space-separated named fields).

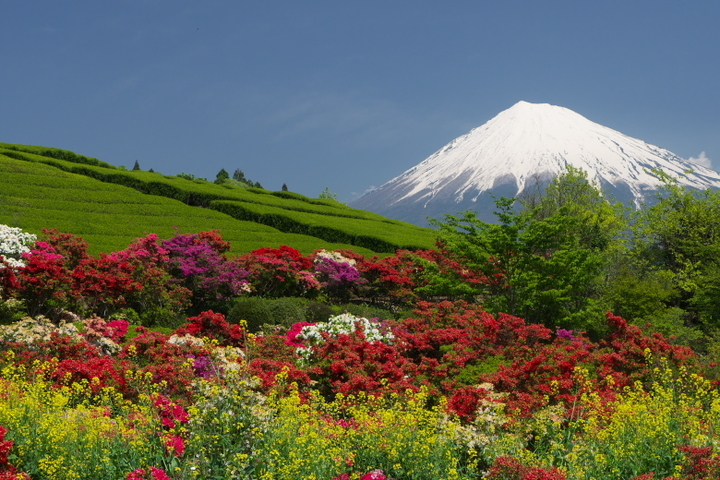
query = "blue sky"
xmin=3 ymin=1 xmax=719 ymax=203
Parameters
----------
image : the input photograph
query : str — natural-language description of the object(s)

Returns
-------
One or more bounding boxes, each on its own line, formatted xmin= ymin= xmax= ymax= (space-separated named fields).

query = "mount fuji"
xmin=350 ymin=101 xmax=720 ymax=226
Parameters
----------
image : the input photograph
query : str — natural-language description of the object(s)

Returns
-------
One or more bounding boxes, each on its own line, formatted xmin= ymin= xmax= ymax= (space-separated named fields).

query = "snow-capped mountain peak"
xmin=350 ymin=101 xmax=720 ymax=226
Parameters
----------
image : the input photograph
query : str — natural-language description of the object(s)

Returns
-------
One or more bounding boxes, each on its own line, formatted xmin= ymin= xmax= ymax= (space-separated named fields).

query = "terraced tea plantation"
xmin=0 ymin=143 xmax=436 ymax=255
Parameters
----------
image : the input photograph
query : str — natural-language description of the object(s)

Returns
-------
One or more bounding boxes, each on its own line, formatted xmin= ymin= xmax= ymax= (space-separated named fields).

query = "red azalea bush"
xmin=53 ymin=356 xmax=134 ymax=396
xmin=485 ymin=456 xmax=566 ymax=480
xmin=0 ymin=425 xmax=29 ymax=480
xmin=304 ymin=329 xmax=418 ymax=398
xmin=174 ymin=310 xmax=245 ymax=347
xmin=119 ymin=327 xmax=209 ymax=400
xmin=126 ymin=467 xmax=171 ymax=480
xmin=234 ymin=245 xmax=319 ymax=298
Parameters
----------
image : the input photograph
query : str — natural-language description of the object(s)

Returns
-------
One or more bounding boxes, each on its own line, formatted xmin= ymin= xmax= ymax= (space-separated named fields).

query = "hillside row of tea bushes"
xmin=0 ymin=143 xmax=435 ymax=254
xmin=0 ymin=151 xmax=375 ymax=255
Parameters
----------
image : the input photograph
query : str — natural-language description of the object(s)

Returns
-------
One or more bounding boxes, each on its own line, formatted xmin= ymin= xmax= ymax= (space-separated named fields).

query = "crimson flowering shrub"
xmin=303 ymin=329 xmax=417 ymax=398
xmin=126 ymin=467 xmax=171 ymax=480
xmin=53 ymin=356 xmax=134 ymax=396
xmin=17 ymin=241 xmax=74 ymax=317
xmin=120 ymin=327 xmax=209 ymax=400
xmin=673 ymin=445 xmax=720 ymax=479
xmin=235 ymin=245 xmax=319 ymax=298
xmin=246 ymin=333 xmax=313 ymax=391
xmin=0 ymin=425 xmax=29 ymax=480
xmin=595 ymin=312 xmax=696 ymax=385
xmin=70 ymin=253 xmax=141 ymax=317
xmin=174 ymin=310 xmax=245 ymax=347
xmin=334 ymin=470 xmax=396 ymax=480
xmin=151 ymin=393 xmax=189 ymax=457
xmin=348 ymin=248 xmax=487 ymax=307
xmin=485 ymin=456 xmax=566 ymax=480
xmin=0 ymin=259 xmax=20 ymax=301
xmin=11 ymin=231 xmax=190 ymax=324
xmin=284 ymin=321 xmax=315 ymax=347
xmin=110 ymin=234 xmax=191 ymax=326
xmin=351 ymin=251 xmax=420 ymax=306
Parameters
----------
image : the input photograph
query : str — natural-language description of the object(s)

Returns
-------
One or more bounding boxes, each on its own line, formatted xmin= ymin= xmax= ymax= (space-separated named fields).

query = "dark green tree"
xmin=132 ymin=160 xmax=141 ymax=171
xmin=233 ymin=169 xmax=247 ymax=182
xmin=282 ymin=183 xmax=289 ymax=191
xmin=215 ymin=168 xmax=230 ymax=184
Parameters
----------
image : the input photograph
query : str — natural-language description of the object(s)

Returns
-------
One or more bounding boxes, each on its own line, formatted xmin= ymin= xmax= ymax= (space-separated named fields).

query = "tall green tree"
xmin=215 ymin=168 xmax=230 ymax=184
xmin=431 ymin=167 xmax=622 ymax=335
xmin=629 ymin=173 xmax=720 ymax=332
xmin=233 ymin=168 xmax=246 ymax=182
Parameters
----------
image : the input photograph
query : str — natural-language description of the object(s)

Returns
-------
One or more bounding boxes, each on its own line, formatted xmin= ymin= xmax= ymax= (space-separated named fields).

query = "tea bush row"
xmin=0 ymin=145 xmax=434 ymax=254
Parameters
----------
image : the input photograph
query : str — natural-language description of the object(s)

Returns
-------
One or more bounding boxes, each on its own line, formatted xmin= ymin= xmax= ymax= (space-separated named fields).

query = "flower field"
xmin=3 ymin=178 xmax=720 ymax=480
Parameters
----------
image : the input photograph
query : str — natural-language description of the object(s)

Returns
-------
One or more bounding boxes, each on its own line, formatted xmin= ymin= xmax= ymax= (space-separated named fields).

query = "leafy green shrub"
xmin=228 ymin=297 xmax=274 ymax=332
xmin=305 ymin=301 xmax=335 ymax=323
xmin=268 ymin=297 xmax=308 ymax=329
xmin=0 ymin=299 xmax=26 ymax=325
xmin=139 ymin=306 xmax=185 ymax=329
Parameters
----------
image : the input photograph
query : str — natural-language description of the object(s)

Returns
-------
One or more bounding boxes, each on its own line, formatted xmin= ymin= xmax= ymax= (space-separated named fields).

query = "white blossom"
xmin=314 ymin=249 xmax=356 ymax=266
xmin=0 ymin=224 xmax=37 ymax=268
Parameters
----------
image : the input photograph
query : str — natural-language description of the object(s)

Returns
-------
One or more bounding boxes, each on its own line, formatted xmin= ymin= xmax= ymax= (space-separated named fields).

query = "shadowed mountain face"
xmin=351 ymin=101 xmax=720 ymax=226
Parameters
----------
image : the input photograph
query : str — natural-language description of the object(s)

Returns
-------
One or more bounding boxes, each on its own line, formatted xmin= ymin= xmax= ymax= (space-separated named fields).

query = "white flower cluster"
xmin=211 ymin=345 xmax=245 ymax=372
xmin=295 ymin=313 xmax=395 ymax=362
xmin=168 ymin=333 xmax=206 ymax=347
xmin=314 ymin=249 xmax=356 ymax=266
xmin=0 ymin=314 xmax=122 ymax=354
xmin=0 ymin=315 xmax=80 ymax=344
xmin=0 ymin=224 xmax=37 ymax=268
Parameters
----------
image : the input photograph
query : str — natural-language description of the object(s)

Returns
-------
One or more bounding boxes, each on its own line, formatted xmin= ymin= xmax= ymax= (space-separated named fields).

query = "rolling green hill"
xmin=0 ymin=143 xmax=436 ymax=255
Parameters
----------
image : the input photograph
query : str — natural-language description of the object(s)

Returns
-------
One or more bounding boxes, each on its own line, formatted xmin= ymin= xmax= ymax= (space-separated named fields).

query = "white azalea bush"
xmin=294 ymin=312 xmax=395 ymax=362
xmin=0 ymin=224 xmax=37 ymax=268
xmin=0 ymin=315 xmax=80 ymax=344
xmin=314 ymin=248 xmax=357 ymax=266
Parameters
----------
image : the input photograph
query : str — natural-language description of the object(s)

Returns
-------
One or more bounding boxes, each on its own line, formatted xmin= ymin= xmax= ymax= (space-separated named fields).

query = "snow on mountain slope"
xmin=351 ymin=101 xmax=720 ymax=226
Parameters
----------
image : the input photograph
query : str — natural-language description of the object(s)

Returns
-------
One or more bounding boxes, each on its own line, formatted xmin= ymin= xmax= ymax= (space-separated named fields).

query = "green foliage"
xmin=318 ymin=186 xmax=342 ymax=204
xmin=0 ymin=299 xmax=26 ymax=325
xmin=432 ymin=167 xmax=621 ymax=335
xmin=455 ymin=354 xmax=508 ymax=384
xmin=232 ymin=168 xmax=247 ymax=183
xmin=620 ymin=175 xmax=720 ymax=339
xmin=305 ymin=301 xmax=335 ymax=323
xmin=176 ymin=172 xmax=206 ymax=181
xmin=267 ymin=297 xmax=309 ymax=328
xmin=227 ymin=297 xmax=274 ymax=332
xmin=214 ymin=168 xmax=230 ymax=184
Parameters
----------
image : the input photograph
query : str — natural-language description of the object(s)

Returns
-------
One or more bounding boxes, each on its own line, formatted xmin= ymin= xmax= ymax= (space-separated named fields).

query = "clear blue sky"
xmin=3 ymin=1 xmax=719 ymax=202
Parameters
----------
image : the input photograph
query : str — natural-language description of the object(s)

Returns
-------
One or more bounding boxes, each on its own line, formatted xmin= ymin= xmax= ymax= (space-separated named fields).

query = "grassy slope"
xmin=0 ymin=143 xmax=436 ymax=255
